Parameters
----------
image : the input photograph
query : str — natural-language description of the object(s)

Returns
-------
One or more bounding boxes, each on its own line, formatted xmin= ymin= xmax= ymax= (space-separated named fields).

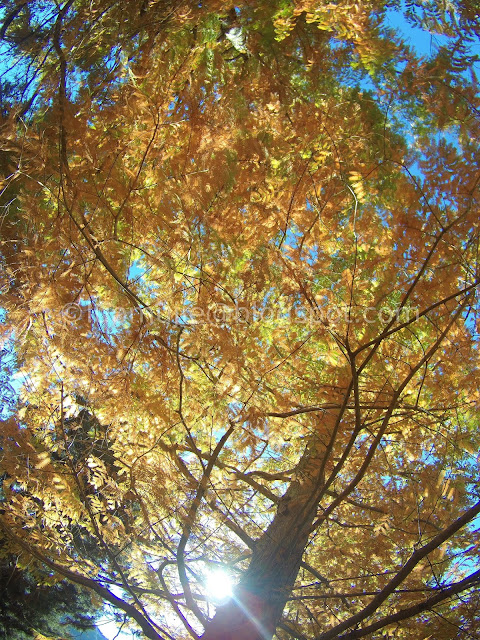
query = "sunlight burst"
xmin=205 ymin=569 xmax=234 ymax=603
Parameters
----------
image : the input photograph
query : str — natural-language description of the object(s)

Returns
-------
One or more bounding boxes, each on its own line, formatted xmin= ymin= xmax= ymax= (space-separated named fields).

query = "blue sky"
xmin=0 ymin=3 xmax=479 ymax=638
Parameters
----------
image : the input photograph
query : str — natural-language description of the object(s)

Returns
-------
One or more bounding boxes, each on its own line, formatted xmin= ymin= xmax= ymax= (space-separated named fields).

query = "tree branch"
xmin=315 ymin=498 xmax=480 ymax=639
xmin=0 ymin=519 xmax=164 ymax=640
xmin=338 ymin=569 xmax=480 ymax=640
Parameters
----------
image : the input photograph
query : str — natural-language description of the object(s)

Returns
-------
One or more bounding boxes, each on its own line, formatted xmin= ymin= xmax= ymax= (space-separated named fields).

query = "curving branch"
xmin=337 ymin=569 xmax=480 ymax=640
xmin=0 ymin=519 xmax=164 ymax=640
xmin=315 ymin=498 xmax=480 ymax=640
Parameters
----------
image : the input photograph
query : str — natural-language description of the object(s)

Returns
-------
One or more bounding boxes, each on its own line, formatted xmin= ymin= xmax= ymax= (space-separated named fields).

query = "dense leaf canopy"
xmin=0 ymin=1 xmax=480 ymax=639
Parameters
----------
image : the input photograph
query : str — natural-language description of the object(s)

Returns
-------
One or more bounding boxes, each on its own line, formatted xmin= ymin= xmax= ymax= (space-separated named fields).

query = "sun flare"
xmin=205 ymin=569 xmax=234 ymax=603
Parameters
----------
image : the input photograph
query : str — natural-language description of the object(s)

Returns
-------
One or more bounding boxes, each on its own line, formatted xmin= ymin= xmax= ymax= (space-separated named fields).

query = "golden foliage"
xmin=0 ymin=0 xmax=480 ymax=639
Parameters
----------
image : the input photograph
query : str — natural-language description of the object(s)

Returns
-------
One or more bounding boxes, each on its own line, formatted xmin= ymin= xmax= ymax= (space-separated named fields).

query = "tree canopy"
xmin=0 ymin=532 xmax=101 ymax=640
xmin=1 ymin=1 xmax=480 ymax=639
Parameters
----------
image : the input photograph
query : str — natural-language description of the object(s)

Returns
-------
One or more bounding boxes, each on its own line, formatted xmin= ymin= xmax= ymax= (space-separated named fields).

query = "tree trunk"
xmin=201 ymin=435 xmax=325 ymax=640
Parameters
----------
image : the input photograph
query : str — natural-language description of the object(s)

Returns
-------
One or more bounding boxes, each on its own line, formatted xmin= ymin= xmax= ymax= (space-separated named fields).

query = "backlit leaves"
xmin=0 ymin=0 xmax=479 ymax=639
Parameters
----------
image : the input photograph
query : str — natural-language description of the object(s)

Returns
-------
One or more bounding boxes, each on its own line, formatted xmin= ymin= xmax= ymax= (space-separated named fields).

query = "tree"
xmin=1 ymin=0 xmax=480 ymax=638
xmin=0 ymin=540 xmax=101 ymax=640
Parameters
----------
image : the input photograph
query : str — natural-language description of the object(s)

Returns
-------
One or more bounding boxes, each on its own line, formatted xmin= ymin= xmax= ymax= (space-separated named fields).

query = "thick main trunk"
xmin=201 ymin=436 xmax=325 ymax=640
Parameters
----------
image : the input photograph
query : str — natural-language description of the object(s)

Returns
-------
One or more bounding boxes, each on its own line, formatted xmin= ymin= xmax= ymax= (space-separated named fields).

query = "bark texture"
xmin=201 ymin=435 xmax=326 ymax=640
